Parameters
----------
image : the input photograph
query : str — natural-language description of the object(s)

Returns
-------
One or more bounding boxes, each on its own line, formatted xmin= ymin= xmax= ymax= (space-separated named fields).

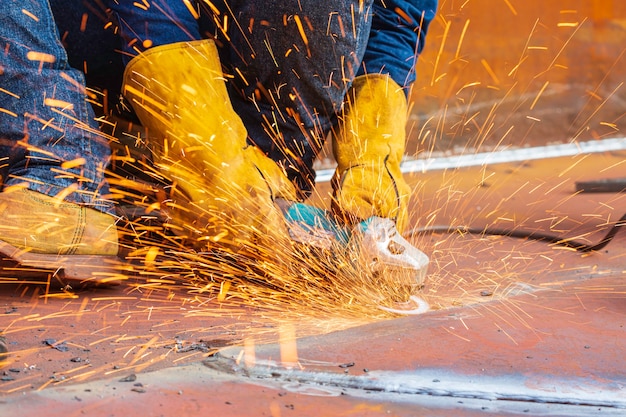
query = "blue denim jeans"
xmin=358 ymin=0 xmax=437 ymax=87
xmin=58 ymin=0 xmax=437 ymax=196
xmin=0 ymin=0 xmax=113 ymax=212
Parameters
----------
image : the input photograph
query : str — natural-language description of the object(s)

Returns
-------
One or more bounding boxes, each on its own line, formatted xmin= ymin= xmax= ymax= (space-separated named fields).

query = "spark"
xmin=36 ymin=379 xmax=55 ymax=391
xmin=502 ymin=0 xmax=517 ymax=15
xmin=0 ymin=108 xmax=18 ymax=118
xmin=26 ymin=51 xmax=55 ymax=64
xmin=5 ymin=384 xmax=33 ymax=394
xmin=293 ymin=14 xmax=311 ymax=58
xmin=529 ymin=81 xmax=549 ymax=110
xmin=441 ymin=325 xmax=471 ymax=342
xmin=182 ymin=0 xmax=200 ymax=19
xmin=480 ymin=59 xmax=500 ymax=85
xmin=394 ymin=7 xmax=413 ymax=25
xmin=430 ymin=18 xmax=451 ymax=86
xmin=278 ymin=323 xmax=301 ymax=368
xmin=453 ymin=19 xmax=471 ymax=61
xmin=132 ymin=1 xmax=149 ymax=11
xmin=21 ymin=9 xmax=39 ymax=22
xmin=557 ymin=22 xmax=579 ymax=28
xmin=243 ymin=337 xmax=256 ymax=368
xmin=0 ymin=88 xmax=20 ymax=99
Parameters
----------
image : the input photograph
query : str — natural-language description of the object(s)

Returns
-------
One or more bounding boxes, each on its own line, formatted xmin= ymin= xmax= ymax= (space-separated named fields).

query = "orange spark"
xmin=293 ymin=15 xmax=311 ymax=57
xmin=21 ymin=9 xmax=39 ymax=21
xmin=26 ymin=51 xmax=55 ymax=66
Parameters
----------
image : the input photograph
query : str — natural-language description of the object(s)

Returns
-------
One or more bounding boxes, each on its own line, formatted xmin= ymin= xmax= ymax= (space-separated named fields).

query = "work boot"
xmin=123 ymin=40 xmax=297 ymax=254
xmin=331 ymin=74 xmax=412 ymax=233
xmin=0 ymin=188 xmax=121 ymax=286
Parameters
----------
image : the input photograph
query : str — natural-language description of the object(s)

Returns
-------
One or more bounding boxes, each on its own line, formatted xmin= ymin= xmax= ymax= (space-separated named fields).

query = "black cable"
xmin=408 ymin=212 xmax=626 ymax=253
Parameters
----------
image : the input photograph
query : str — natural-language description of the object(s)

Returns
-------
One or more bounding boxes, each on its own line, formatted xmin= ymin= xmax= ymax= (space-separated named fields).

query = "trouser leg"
xmin=106 ymin=0 xmax=203 ymax=63
xmin=210 ymin=0 xmax=373 ymax=196
xmin=0 ymin=0 xmax=112 ymax=212
xmin=49 ymin=0 xmax=124 ymax=108
xmin=357 ymin=0 xmax=437 ymax=89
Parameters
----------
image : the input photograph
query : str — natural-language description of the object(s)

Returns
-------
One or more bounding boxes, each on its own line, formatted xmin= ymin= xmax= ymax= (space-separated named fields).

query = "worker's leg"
xmin=357 ymin=0 xmax=437 ymax=89
xmin=0 ymin=0 xmax=119 ymax=284
xmin=107 ymin=0 xmax=204 ymax=63
xmin=210 ymin=0 xmax=374 ymax=197
xmin=0 ymin=0 xmax=113 ymax=209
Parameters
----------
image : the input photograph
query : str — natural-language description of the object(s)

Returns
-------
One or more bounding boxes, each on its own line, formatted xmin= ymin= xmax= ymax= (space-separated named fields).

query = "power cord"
xmin=408 ymin=212 xmax=626 ymax=253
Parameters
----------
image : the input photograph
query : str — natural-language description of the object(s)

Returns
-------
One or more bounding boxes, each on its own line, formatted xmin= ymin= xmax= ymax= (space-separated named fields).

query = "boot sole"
xmin=0 ymin=241 xmax=123 ymax=287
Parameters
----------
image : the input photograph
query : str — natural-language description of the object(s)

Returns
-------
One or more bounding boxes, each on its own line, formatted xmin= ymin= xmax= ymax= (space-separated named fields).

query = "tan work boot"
xmin=0 ymin=188 xmax=121 ymax=286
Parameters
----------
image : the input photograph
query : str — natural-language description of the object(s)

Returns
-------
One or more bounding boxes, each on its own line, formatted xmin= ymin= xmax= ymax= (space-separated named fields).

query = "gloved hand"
xmin=123 ymin=40 xmax=297 ymax=253
xmin=331 ymin=74 xmax=411 ymax=233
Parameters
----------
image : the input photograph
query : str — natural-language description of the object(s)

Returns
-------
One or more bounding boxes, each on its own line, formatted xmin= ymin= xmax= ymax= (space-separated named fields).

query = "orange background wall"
xmin=409 ymin=0 xmax=626 ymax=156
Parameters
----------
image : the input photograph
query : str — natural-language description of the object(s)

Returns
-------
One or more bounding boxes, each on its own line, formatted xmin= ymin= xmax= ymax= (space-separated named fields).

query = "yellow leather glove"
xmin=331 ymin=74 xmax=411 ymax=232
xmin=123 ymin=40 xmax=296 ymax=252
